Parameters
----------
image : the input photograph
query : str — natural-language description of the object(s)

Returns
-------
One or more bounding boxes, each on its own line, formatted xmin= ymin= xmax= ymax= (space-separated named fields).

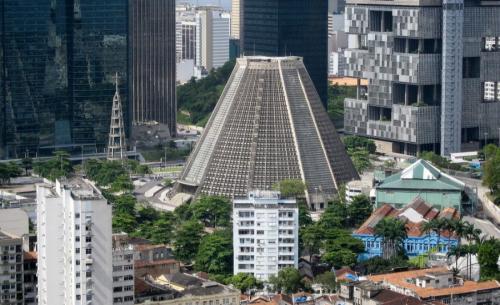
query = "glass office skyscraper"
xmin=242 ymin=0 xmax=328 ymax=106
xmin=0 ymin=0 xmax=128 ymax=159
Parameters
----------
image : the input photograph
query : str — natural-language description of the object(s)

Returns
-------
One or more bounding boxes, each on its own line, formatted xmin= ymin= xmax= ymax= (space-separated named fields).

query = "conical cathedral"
xmin=176 ymin=57 xmax=358 ymax=206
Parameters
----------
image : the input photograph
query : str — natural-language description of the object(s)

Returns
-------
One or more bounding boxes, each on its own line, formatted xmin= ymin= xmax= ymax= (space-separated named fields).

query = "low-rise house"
xmin=135 ymin=272 xmax=240 ymax=305
xmin=367 ymin=267 xmax=500 ymax=305
xmin=339 ymin=281 xmax=446 ymax=305
xmin=353 ymin=197 xmax=460 ymax=260
xmin=375 ymin=160 xmax=465 ymax=211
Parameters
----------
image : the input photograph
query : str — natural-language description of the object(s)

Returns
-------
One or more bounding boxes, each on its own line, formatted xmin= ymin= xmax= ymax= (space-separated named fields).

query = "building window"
xmin=483 ymin=37 xmax=498 ymax=51
xmin=86 ymin=248 xmax=92 ymax=254
xmin=463 ymin=57 xmax=480 ymax=78
xmin=76 ymin=248 xmax=80 ymax=254
xmin=369 ymin=11 xmax=392 ymax=32
xmin=483 ymin=81 xmax=500 ymax=102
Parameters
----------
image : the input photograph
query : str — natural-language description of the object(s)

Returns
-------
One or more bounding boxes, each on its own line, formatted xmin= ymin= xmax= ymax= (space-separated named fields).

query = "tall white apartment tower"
xmin=37 ymin=178 xmax=113 ymax=305
xmin=195 ymin=7 xmax=230 ymax=72
xmin=233 ymin=191 xmax=299 ymax=281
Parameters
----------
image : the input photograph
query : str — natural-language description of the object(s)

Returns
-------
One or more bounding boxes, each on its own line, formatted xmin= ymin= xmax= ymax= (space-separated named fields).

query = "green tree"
xmin=112 ymin=213 xmax=137 ymax=233
xmin=374 ymin=217 xmax=408 ymax=259
xmin=348 ymin=148 xmax=371 ymax=174
xmin=301 ymin=224 xmax=324 ymax=260
xmin=33 ymin=151 xmax=73 ymax=181
xmin=177 ymin=60 xmax=236 ymax=125
xmin=174 ymin=220 xmax=204 ymax=263
xmin=342 ymin=136 xmax=376 ymax=154
xmin=322 ymin=233 xmax=365 ymax=268
xmin=314 ymin=271 xmax=337 ymax=293
xmin=348 ymin=195 xmax=372 ymax=227
xmin=21 ymin=157 xmax=33 ymax=175
xmin=110 ymin=174 xmax=134 ymax=193
xmin=149 ymin=217 xmax=175 ymax=244
xmin=318 ymin=200 xmax=348 ymax=229
xmin=174 ymin=203 xmax=193 ymax=221
xmin=0 ymin=162 xmax=22 ymax=184
xmin=298 ymin=201 xmax=313 ymax=228
xmin=268 ymin=267 xmax=303 ymax=293
xmin=112 ymin=194 xmax=137 ymax=215
xmin=483 ymin=147 xmax=500 ymax=196
xmin=229 ymin=273 xmax=263 ymax=293
xmin=273 ymin=179 xmax=306 ymax=198
xmin=195 ymin=229 xmax=233 ymax=275
xmin=478 ymin=238 xmax=500 ymax=280
xmin=190 ymin=196 xmax=231 ymax=228
xmin=327 ymin=85 xmax=356 ymax=128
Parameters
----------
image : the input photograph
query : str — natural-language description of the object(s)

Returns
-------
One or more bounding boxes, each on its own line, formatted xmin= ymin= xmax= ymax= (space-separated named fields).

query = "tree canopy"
xmin=0 ymin=162 xmax=22 ymax=185
xmin=268 ymin=267 xmax=304 ymax=294
xmin=228 ymin=273 xmax=263 ymax=293
xmin=195 ymin=229 xmax=233 ymax=275
xmin=374 ymin=217 xmax=408 ymax=259
xmin=190 ymin=196 xmax=232 ymax=228
xmin=174 ymin=220 xmax=205 ymax=263
xmin=33 ymin=151 xmax=73 ymax=181
xmin=273 ymin=179 xmax=306 ymax=198
xmin=177 ymin=60 xmax=236 ymax=126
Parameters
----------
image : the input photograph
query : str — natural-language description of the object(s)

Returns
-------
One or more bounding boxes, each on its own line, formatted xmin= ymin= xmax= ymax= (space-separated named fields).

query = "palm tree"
xmin=462 ymin=222 xmax=483 ymax=280
xmin=374 ymin=217 xmax=408 ymax=259
xmin=422 ymin=218 xmax=443 ymax=253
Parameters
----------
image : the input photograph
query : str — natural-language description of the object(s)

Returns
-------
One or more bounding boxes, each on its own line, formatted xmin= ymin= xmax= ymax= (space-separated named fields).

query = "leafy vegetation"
xmin=358 ymin=256 xmax=412 ymax=275
xmin=314 ymin=271 xmax=337 ymax=293
xmin=327 ymin=84 xmax=357 ymax=128
xmin=228 ymin=273 xmax=263 ymax=293
xmin=418 ymin=151 xmax=466 ymax=171
xmin=343 ymin=136 xmax=377 ymax=154
xmin=374 ymin=217 xmax=408 ymax=259
xmin=195 ymin=229 xmax=233 ymax=275
xmin=482 ymin=144 xmax=500 ymax=203
xmin=190 ymin=196 xmax=232 ymax=228
xmin=33 ymin=151 xmax=74 ymax=181
xmin=174 ymin=220 xmax=205 ymax=263
xmin=477 ymin=238 xmax=500 ymax=280
xmin=0 ymin=162 xmax=22 ymax=185
xmin=177 ymin=60 xmax=236 ymax=126
xmin=272 ymin=179 xmax=307 ymax=198
xmin=342 ymin=136 xmax=376 ymax=174
xmin=268 ymin=267 xmax=305 ymax=293
xmin=300 ymin=196 xmax=370 ymax=268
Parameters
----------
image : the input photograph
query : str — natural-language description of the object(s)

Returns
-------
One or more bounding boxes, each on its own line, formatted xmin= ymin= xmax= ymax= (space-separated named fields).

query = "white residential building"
xmin=233 ymin=191 xmax=299 ymax=281
xmin=195 ymin=7 xmax=230 ymax=73
xmin=37 ymin=178 xmax=112 ymax=305
xmin=112 ymin=234 xmax=134 ymax=305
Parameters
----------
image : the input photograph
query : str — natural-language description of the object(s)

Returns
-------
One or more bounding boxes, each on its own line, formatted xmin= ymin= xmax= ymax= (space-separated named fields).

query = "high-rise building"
xmin=0 ymin=0 xmax=129 ymax=159
xmin=195 ymin=7 xmax=230 ymax=73
xmin=37 ymin=178 xmax=113 ymax=305
xmin=174 ymin=57 xmax=358 ymax=209
xmin=242 ymin=0 xmax=328 ymax=106
xmin=0 ymin=231 xmax=23 ymax=305
xmin=233 ymin=191 xmax=298 ymax=281
xmin=344 ymin=0 xmax=500 ymax=156
xmin=130 ymin=0 xmax=177 ymax=136
xmin=231 ymin=0 xmax=241 ymax=39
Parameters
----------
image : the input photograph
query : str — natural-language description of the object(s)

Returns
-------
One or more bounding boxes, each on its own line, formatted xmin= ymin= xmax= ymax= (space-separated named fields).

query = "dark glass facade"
xmin=0 ymin=0 xmax=128 ymax=159
xmin=242 ymin=0 xmax=328 ymax=106
xmin=130 ymin=0 xmax=176 ymax=136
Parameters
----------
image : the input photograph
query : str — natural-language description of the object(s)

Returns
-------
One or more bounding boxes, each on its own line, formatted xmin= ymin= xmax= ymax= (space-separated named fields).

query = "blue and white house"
xmin=353 ymin=197 xmax=460 ymax=260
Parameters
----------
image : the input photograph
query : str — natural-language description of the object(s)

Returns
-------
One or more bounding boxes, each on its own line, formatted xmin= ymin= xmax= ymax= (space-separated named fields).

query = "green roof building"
xmin=375 ymin=159 xmax=465 ymax=211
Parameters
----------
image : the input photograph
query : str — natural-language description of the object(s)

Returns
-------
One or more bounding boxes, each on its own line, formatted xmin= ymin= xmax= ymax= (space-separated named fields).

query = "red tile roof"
xmin=368 ymin=267 xmax=500 ymax=299
xmin=355 ymin=199 xmax=459 ymax=238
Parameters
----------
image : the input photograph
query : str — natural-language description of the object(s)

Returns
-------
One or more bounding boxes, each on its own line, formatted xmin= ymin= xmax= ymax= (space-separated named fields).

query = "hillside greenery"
xmin=177 ymin=60 xmax=236 ymax=126
xmin=177 ymin=60 xmax=356 ymax=128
